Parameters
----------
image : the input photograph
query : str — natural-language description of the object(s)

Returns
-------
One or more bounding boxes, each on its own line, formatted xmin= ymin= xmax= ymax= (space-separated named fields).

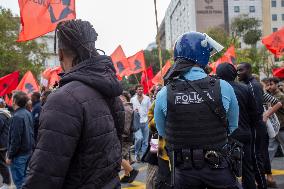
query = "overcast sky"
xmin=0 ymin=0 xmax=171 ymax=56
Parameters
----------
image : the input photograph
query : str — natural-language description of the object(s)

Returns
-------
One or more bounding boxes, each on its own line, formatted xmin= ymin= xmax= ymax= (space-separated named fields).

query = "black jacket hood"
xmin=216 ymin=63 xmax=237 ymax=82
xmin=60 ymin=55 xmax=123 ymax=98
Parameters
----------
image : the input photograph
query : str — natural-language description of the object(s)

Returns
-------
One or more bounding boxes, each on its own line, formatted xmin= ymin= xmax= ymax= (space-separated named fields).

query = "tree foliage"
xmin=0 ymin=7 xmax=48 ymax=79
xmin=231 ymin=15 xmax=262 ymax=46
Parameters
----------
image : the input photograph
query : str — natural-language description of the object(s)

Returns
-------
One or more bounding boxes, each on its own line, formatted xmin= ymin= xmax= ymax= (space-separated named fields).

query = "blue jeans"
xmin=10 ymin=154 xmax=30 ymax=189
xmin=134 ymin=122 xmax=149 ymax=158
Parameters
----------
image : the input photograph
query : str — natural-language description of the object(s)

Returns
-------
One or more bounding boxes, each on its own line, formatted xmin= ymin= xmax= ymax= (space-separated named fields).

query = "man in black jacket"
xmin=217 ymin=63 xmax=259 ymax=189
xmin=6 ymin=91 xmax=34 ymax=189
xmin=237 ymin=62 xmax=268 ymax=189
xmin=23 ymin=20 xmax=124 ymax=189
xmin=31 ymin=92 xmax=41 ymax=141
xmin=0 ymin=98 xmax=11 ymax=189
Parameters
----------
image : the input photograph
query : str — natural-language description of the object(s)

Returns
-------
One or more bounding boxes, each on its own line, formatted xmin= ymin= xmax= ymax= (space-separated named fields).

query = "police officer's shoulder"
xmin=156 ymin=86 xmax=167 ymax=99
xmin=218 ymin=79 xmax=235 ymax=92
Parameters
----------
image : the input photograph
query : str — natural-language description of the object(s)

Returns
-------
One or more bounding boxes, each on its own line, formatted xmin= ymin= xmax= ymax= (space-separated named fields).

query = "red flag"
xmin=18 ymin=0 xmax=76 ymax=42
xmin=262 ymin=27 xmax=284 ymax=58
xmin=0 ymin=71 xmax=19 ymax=97
xmin=4 ymin=95 xmax=13 ymax=106
xmin=41 ymin=66 xmax=62 ymax=88
xmin=152 ymin=60 xmax=172 ymax=85
xmin=272 ymin=68 xmax=284 ymax=79
xmin=209 ymin=45 xmax=236 ymax=74
xmin=141 ymin=67 xmax=154 ymax=94
xmin=16 ymin=71 xmax=39 ymax=95
xmin=127 ymin=50 xmax=146 ymax=75
xmin=110 ymin=45 xmax=130 ymax=78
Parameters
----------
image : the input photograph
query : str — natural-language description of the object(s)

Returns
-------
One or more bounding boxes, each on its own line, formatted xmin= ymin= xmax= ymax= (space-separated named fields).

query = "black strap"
xmin=180 ymin=76 xmax=227 ymax=127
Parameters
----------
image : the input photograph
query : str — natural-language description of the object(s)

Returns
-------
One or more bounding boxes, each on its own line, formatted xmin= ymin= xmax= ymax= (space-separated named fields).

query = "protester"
xmin=7 ymin=91 xmax=34 ymax=189
xmin=279 ymin=81 xmax=284 ymax=93
xmin=25 ymin=100 xmax=32 ymax=112
xmin=0 ymin=98 xmax=11 ymax=189
xmin=120 ymin=91 xmax=139 ymax=184
xmin=217 ymin=63 xmax=259 ymax=189
xmin=130 ymin=85 xmax=151 ymax=162
xmin=266 ymin=77 xmax=284 ymax=163
xmin=237 ymin=62 xmax=268 ymax=189
xmin=40 ymin=90 xmax=52 ymax=106
xmin=31 ymin=92 xmax=41 ymax=141
xmin=155 ymin=32 xmax=239 ymax=188
xmin=262 ymin=89 xmax=283 ymax=188
xmin=23 ymin=20 xmax=124 ymax=189
xmin=144 ymin=85 xmax=171 ymax=189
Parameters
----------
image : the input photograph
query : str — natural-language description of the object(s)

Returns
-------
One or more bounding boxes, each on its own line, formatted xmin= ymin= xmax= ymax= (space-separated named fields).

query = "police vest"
xmin=165 ymin=76 xmax=228 ymax=150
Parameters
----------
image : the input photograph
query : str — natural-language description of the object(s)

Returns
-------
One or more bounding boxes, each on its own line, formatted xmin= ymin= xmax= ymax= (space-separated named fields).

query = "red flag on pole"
xmin=209 ymin=45 xmax=236 ymax=74
xmin=127 ymin=50 xmax=146 ymax=75
xmin=110 ymin=45 xmax=131 ymax=78
xmin=49 ymin=67 xmax=62 ymax=88
xmin=0 ymin=71 xmax=19 ymax=97
xmin=141 ymin=67 xmax=154 ymax=94
xmin=41 ymin=66 xmax=62 ymax=88
xmin=262 ymin=27 xmax=284 ymax=58
xmin=16 ymin=71 xmax=39 ymax=95
xmin=18 ymin=0 xmax=76 ymax=42
xmin=152 ymin=60 xmax=172 ymax=85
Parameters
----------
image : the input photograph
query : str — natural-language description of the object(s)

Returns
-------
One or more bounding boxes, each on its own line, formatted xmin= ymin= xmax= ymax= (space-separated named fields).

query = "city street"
xmin=121 ymin=158 xmax=284 ymax=189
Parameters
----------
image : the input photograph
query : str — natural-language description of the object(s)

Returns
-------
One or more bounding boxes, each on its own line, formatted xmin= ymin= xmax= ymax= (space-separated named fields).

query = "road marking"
xmin=272 ymin=169 xmax=284 ymax=175
xmin=122 ymin=181 xmax=146 ymax=189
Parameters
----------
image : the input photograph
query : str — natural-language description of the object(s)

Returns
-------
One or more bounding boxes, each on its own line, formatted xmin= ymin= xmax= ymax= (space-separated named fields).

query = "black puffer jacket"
xmin=23 ymin=55 xmax=125 ymax=189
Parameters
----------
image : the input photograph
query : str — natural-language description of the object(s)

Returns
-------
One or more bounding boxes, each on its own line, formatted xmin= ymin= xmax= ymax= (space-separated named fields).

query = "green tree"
xmin=231 ymin=14 xmax=262 ymax=47
xmin=230 ymin=15 xmax=266 ymax=74
xmin=0 ymin=7 xmax=48 ymax=78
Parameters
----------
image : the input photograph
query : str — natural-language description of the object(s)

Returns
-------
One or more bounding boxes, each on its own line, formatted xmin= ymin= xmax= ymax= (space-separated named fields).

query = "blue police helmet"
xmin=174 ymin=32 xmax=224 ymax=67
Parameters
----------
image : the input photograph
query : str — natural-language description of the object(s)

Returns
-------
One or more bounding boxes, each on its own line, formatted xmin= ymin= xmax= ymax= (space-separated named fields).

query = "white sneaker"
xmin=0 ymin=184 xmax=9 ymax=189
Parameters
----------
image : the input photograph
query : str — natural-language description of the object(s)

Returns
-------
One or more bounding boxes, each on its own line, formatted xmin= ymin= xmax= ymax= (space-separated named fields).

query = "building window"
xmin=273 ymin=28 xmax=278 ymax=32
xmin=272 ymin=14 xmax=277 ymax=21
xmin=282 ymin=0 xmax=284 ymax=7
xmin=282 ymin=14 xmax=284 ymax=20
xmin=249 ymin=6 xmax=255 ymax=12
xmin=272 ymin=0 xmax=277 ymax=7
xmin=234 ymin=6 xmax=240 ymax=12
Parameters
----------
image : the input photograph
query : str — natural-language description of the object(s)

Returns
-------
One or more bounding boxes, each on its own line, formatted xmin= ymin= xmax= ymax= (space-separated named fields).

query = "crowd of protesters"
xmin=0 ymin=89 xmax=51 ymax=189
xmin=0 ymin=19 xmax=283 ymax=189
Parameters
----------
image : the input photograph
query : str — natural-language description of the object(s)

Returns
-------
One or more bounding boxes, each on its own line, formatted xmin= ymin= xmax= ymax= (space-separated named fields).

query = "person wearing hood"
xmin=154 ymin=32 xmax=239 ymax=188
xmin=216 ymin=63 xmax=259 ymax=189
xmin=0 ymin=98 xmax=11 ymax=189
xmin=23 ymin=20 xmax=124 ymax=189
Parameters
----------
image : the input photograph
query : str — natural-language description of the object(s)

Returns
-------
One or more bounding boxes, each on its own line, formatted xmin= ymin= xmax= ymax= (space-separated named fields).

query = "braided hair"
xmin=54 ymin=19 xmax=103 ymax=66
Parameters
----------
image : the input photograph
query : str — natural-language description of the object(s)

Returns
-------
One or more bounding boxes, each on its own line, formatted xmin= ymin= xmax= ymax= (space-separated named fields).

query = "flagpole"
xmin=145 ymin=70 xmax=151 ymax=95
xmin=134 ymin=74 xmax=140 ymax=84
xmin=154 ymin=0 xmax=164 ymax=84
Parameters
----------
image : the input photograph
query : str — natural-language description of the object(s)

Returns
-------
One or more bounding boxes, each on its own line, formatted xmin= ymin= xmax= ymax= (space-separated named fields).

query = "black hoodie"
xmin=216 ymin=63 xmax=259 ymax=143
xmin=23 ymin=55 xmax=124 ymax=189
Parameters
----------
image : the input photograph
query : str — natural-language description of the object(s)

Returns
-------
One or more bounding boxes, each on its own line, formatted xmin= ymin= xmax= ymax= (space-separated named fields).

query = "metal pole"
xmin=154 ymin=0 xmax=164 ymax=84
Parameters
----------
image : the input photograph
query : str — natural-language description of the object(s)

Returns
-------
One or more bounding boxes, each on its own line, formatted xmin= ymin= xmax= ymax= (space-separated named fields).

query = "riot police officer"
xmin=154 ymin=32 xmax=240 ymax=189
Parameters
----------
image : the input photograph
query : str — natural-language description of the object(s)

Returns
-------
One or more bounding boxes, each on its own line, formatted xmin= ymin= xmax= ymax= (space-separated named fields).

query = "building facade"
xmin=164 ymin=0 xmax=266 ymax=49
xmin=263 ymin=0 xmax=284 ymax=36
xmin=36 ymin=32 xmax=59 ymax=68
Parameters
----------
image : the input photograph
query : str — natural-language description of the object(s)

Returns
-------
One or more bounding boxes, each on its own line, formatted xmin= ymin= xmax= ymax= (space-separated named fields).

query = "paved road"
xmin=121 ymin=157 xmax=284 ymax=189
xmin=1 ymin=158 xmax=283 ymax=189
